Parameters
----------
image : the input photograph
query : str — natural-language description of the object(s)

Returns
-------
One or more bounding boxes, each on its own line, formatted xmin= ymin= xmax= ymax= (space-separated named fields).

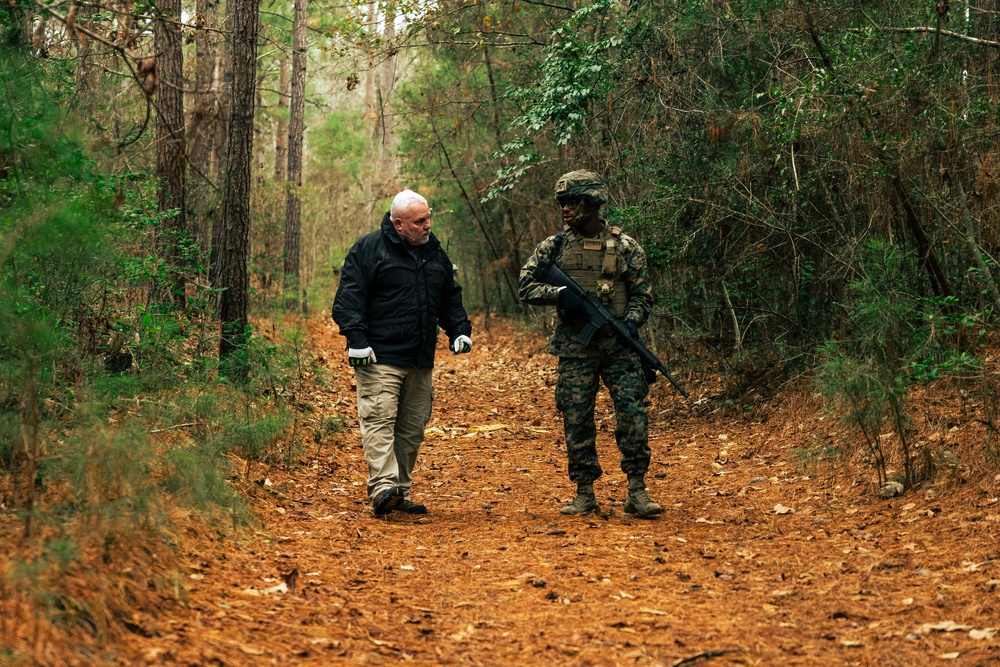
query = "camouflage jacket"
xmin=518 ymin=223 xmax=653 ymax=359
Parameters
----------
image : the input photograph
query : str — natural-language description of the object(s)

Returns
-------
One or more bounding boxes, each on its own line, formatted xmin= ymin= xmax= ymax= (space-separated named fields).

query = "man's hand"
xmin=348 ymin=347 xmax=377 ymax=366
xmin=557 ymin=286 xmax=588 ymax=322
xmin=452 ymin=335 xmax=472 ymax=354
xmin=625 ymin=320 xmax=640 ymax=339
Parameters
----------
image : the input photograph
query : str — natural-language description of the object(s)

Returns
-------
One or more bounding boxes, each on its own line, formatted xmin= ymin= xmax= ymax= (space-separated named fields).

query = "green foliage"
xmin=162 ymin=444 xmax=249 ymax=523
xmin=320 ymin=414 xmax=347 ymax=434
xmin=817 ymin=344 xmax=902 ymax=488
xmin=0 ymin=47 xmax=298 ymax=552
xmin=486 ymin=0 xmax=619 ymax=200
xmin=816 ymin=241 xmax=942 ymax=489
xmin=216 ymin=408 xmax=293 ymax=467
xmin=310 ymin=110 xmax=368 ymax=178
xmin=52 ymin=419 xmax=158 ymax=521
xmin=512 ymin=0 xmax=618 ymax=143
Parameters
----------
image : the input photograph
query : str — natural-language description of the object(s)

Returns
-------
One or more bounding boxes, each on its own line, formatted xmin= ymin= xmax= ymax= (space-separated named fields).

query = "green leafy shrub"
xmin=816 ymin=240 xmax=955 ymax=490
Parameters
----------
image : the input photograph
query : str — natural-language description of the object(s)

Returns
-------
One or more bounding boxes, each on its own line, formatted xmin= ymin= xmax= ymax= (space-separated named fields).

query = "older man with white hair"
xmin=333 ymin=189 xmax=473 ymax=516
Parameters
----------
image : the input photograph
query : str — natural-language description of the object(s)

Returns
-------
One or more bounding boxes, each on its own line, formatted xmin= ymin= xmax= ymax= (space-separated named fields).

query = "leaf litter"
xmin=10 ymin=315 xmax=1000 ymax=666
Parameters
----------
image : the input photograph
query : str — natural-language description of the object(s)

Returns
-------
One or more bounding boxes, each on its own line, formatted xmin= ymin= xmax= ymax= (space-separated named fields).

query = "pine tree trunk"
xmin=274 ymin=53 xmax=289 ymax=182
xmin=362 ymin=0 xmax=378 ymax=215
xmin=189 ymin=0 xmax=219 ymax=257
xmin=283 ymin=0 xmax=307 ymax=310
xmin=377 ymin=2 xmax=397 ymax=192
xmin=154 ymin=0 xmax=187 ymax=307
xmin=210 ymin=0 xmax=234 ymax=291
xmin=363 ymin=0 xmax=377 ymax=124
xmin=216 ymin=0 xmax=259 ymax=377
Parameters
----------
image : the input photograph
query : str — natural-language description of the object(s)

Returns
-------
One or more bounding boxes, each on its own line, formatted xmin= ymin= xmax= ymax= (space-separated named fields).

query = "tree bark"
xmin=274 ymin=53 xmax=289 ymax=182
xmin=377 ymin=2 xmax=398 ymax=192
xmin=283 ymin=0 xmax=307 ymax=310
xmin=363 ymin=0 xmax=377 ymax=127
xmin=210 ymin=0 xmax=235 ymax=290
xmin=361 ymin=0 xmax=379 ymax=216
xmin=216 ymin=0 xmax=259 ymax=377
xmin=154 ymin=0 xmax=187 ymax=307
xmin=189 ymin=0 xmax=219 ymax=256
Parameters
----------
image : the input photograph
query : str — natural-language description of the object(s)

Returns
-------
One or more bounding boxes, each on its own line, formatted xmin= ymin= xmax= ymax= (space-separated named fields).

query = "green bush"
xmin=816 ymin=240 xmax=942 ymax=490
xmin=162 ymin=444 xmax=250 ymax=524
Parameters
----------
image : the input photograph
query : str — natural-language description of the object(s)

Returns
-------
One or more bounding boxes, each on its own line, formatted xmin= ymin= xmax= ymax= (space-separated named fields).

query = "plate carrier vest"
xmin=558 ymin=224 xmax=628 ymax=318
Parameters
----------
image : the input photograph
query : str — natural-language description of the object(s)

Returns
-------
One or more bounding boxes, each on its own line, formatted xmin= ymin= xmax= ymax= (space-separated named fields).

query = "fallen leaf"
xmin=638 ymin=607 xmax=667 ymax=616
xmin=774 ymin=504 xmax=795 ymax=515
xmin=915 ymin=621 xmax=971 ymax=634
xmin=470 ymin=424 xmax=511 ymax=434
xmin=242 ymin=581 xmax=288 ymax=596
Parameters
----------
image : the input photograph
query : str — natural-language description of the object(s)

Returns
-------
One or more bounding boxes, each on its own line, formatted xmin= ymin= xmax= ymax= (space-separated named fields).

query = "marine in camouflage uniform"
xmin=518 ymin=170 xmax=663 ymax=518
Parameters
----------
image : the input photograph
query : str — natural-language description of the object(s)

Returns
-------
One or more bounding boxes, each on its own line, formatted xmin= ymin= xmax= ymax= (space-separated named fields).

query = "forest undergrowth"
xmin=3 ymin=314 xmax=1000 ymax=666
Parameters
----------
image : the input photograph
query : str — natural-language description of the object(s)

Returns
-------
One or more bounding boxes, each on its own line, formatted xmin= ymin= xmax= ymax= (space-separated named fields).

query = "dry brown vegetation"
xmin=5 ymin=316 xmax=1000 ymax=666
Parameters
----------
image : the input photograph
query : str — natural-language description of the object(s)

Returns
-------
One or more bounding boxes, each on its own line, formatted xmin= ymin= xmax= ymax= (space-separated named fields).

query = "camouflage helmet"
xmin=554 ymin=170 xmax=607 ymax=206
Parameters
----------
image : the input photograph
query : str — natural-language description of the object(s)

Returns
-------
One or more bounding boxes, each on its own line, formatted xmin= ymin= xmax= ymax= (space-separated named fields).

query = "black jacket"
xmin=332 ymin=213 xmax=472 ymax=368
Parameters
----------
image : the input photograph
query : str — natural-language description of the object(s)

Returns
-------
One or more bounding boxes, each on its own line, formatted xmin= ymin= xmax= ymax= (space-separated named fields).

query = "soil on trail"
xmin=126 ymin=317 xmax=1000 ymax=667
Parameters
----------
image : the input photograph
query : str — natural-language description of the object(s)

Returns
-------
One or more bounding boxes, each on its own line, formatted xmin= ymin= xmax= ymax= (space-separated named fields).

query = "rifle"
xmin=534 ymin=256 xmax=689 ymax=398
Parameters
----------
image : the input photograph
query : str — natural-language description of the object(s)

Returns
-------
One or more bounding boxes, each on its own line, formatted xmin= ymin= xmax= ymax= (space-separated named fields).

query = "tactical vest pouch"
xmin=602 ymin=237 xmax=617 ymax=276
xmin=596 ymin=278 xmax=616 ymax=303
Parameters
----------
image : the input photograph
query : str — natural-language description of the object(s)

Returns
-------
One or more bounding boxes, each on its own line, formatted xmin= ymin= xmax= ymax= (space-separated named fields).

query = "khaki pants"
xmin=354 ymin=364 xmax=434 ymax=500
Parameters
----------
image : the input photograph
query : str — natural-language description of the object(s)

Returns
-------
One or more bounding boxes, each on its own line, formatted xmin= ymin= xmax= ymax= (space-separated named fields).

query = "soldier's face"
xmin=559 ymin=196 xmax=599 ymax=228
xmin=393 ymin=202 xmax=432 ymax=245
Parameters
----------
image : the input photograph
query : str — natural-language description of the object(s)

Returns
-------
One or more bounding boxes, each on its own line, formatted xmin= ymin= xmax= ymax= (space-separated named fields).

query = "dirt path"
xmin=128 ymin=317 xmax=1000 ymax=666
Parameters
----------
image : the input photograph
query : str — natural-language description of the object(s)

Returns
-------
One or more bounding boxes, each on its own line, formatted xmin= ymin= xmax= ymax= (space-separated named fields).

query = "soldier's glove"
xmin=557 ymin=286 xmax=589 ymax=323
xmin=452 ymin=335 xmax=472 ymax=354
xmin=625 ymin=320 xmax=640 ymax=339
xmin=348 ymin=347 xmax=377 ymax=366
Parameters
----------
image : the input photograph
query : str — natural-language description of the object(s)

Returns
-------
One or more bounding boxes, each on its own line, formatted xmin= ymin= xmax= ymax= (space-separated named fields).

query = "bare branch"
xmin=850 ymin=25 xmax=1000 ymax=49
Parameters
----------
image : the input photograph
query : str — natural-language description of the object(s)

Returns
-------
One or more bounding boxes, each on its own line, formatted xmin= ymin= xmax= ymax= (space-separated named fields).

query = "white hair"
xmin=391 ymin=189 xmax=428 ymax=219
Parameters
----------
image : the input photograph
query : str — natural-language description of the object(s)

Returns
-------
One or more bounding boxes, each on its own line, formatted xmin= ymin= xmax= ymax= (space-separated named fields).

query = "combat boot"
xmin=624 ymin=476 xmax=663 ymax=518
xmin=561 ymin=483 xmax=600 ymax=515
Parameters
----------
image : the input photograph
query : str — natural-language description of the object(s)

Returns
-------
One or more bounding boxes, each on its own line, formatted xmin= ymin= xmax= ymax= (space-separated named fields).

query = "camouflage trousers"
xmin=555 ymin=353 xmax=650 ymax=484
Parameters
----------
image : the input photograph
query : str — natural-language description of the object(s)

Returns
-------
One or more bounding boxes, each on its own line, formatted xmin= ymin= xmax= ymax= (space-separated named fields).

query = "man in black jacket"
xmin=333 ymin=189 xmax=473 ymax=516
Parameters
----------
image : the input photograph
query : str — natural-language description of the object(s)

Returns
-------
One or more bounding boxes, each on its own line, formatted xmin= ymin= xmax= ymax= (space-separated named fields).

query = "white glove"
xmin=348 ymin=347 xmax=377 ymax=366
xmin=452 ymin=335 xmax=472 ymax=354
